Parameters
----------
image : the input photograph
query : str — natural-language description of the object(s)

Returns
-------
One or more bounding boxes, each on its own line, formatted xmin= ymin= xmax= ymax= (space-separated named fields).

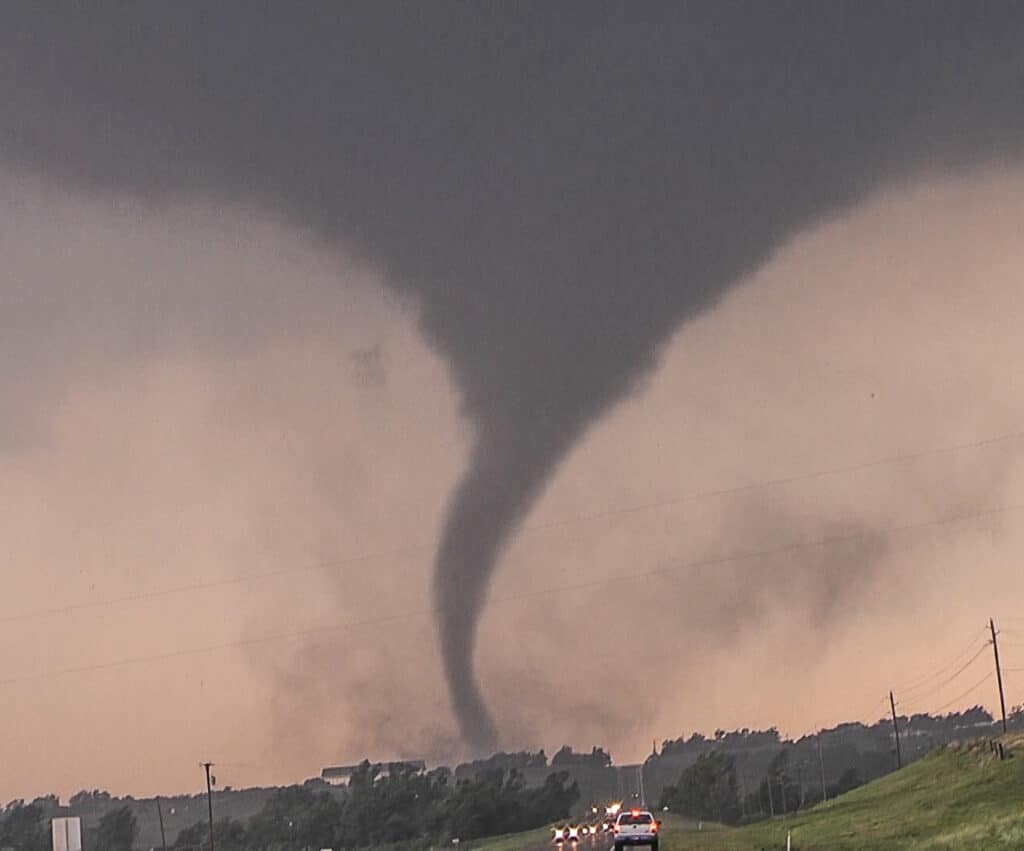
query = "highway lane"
xmin=523 ymin=834 xmax=615 ymax=851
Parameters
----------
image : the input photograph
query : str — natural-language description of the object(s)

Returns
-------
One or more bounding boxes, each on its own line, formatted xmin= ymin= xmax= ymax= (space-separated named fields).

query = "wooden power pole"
xmin=203 ymin=762 xmax=216 ymax=851
xmin=156 ymin=796 xmax=167 ymax=851
xmin=889 ymin=692 xmax=902 ymax=769
xmin=817 ymin=734 xmax=828 ymax=803
xmin=990 ymin=618 xmax=1008 ymax=734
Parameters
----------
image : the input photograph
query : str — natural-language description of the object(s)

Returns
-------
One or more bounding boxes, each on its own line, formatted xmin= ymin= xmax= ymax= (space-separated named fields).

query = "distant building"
xmin=321 ymin=761 xmax=426 ymax=786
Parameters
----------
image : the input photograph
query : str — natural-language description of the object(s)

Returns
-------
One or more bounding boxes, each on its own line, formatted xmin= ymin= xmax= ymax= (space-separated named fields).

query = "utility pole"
xmin=990 ymin=618 xmax=1008 ymax=734
xmin=766 ymin=773 xmax=775 ymax=817
xmin=637 ymin=764 xmax=646 ymax=806
xmin=156 ymin=796 xmax=167 ymax=851
xmin=817 ymin=735 xmax=828 ymax=803
xmin=738 ymin=769 xmax=747 ymax=820
xmin=202 ymin=762 xmax=216 ymax=851
xmin=889 ymin=692 xmax=902 ymax=769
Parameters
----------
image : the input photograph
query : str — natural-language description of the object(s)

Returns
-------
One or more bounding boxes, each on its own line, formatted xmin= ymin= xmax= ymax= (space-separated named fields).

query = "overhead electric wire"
xmin=0 ymin=548 xmax=409 ymax=626
xmin=3 ymin=500 xmax=1024 ymax=689
xmin=896 ymin=646 xmax=990 ymax=699
xmin=857 ymin=695 xmax=891 ymax=723
xmin=927 ymin=672 xmax=994 ymax=715
xmin=525 ymin=425 xmax=1024 ymax=533
xmin=891 ymin=630 xmax=990 ymax=696
xmin=4 ymin=425 xmax=1024 ymax=627
xmin=896 ymin=644 xmax=991 ymax=710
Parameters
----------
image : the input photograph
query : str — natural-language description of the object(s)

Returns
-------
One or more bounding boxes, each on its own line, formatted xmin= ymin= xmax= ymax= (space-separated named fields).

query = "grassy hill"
xmin=462 ymin=825 xmax=555 ymax=849
xmin=660 ymin=733 xmax=1024 ymax=850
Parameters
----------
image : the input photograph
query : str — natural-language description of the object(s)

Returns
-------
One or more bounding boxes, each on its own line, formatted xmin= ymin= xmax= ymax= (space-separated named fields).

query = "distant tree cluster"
xmin=7 ymin=708 xmax=1017 ymax=850
xmin=659 ymin=752 xmax=741 ymax=824
xmin=551 ymin=746 xmax=612 ymax=769
xmin=659 ymin=728 xmax=782 ymax=758
xmin=0 ymin=802 xmax=49 ymax=851
xmin=453 ymin=749 xmax=549 ymax=778
xmin=94 ymin=806 xmax=138 ymax=851
xmin=0 ymin=803 xmax=136 ymax=851
xmin=169 ymin=762 xmax=578 ymax=850
xmin=453 ymin=745 xmax=612 ymax=778
xmin=658 ymin=746 xmax=869 ymax=827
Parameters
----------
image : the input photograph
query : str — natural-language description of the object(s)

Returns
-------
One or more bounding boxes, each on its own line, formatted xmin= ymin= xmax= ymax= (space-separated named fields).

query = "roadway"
xmin=523 ymin=833 xmax=615 ymax=851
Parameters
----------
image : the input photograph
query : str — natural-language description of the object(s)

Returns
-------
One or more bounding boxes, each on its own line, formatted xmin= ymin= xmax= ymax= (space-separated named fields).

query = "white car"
xmin=613 ymin=809 xmax=660 ymax=850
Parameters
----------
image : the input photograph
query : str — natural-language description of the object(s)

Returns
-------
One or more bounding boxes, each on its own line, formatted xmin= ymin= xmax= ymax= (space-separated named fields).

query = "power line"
xmin=928 ymin=672 xmax=994 ymax=715
xmin=4 ymin=425 xmax=1024 ymax=627
xmin=525 ymin=426 xmax=1024 ymax=534
xmin=3 ymin=500 xmax=1023 ymax=688
xmin=0 ymin=549 xmax=404 ymax=626
xmin=852 ymin=695 xmax=891 ymax=724
xmin=0 ymin=609 xmax=416 ymax=687
xmin=892 ymin=631 xmax=989 ymax=696
xmin=897 ymin=644 xmax=991 ymax=711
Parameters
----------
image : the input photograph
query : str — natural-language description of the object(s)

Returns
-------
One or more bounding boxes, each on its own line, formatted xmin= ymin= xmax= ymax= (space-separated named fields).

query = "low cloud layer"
xmin=3 ymin=5 xmax=1024 ymax=752
xmin=3 ymin=166 xmax=1024 ymax=801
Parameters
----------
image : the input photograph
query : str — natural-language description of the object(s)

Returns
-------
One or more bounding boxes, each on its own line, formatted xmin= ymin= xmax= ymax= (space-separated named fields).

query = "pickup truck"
xmin=613 ymin=809 xmax=659 ymax=850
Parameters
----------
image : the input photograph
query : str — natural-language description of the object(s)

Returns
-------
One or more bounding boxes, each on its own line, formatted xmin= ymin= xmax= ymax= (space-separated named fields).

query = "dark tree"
xmin=0 ymin=803 xmax=49 ymax=851
xmin=661 ymin=751 xmax=741 ymax=825
xmin=96 ymin=806 xmax=137 ymax=851
xmin=551 ymin=746 xmax=612 ymax=768
xmin=247 ymin=785 xmax=342 ymax=850
xmin=172 ymin=818 xmax=247 ymax=851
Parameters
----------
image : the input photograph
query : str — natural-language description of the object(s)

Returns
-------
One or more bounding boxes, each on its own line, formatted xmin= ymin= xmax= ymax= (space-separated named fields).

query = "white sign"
xmin=51 ymin=817 xmax=82 ymax=851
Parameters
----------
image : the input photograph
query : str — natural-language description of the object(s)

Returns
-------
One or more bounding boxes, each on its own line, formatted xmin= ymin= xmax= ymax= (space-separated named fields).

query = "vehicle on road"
xmin=613 ymin=809 xmax=659 ymax=850
xmin=552 ymin=823 xmax=581 ymax=844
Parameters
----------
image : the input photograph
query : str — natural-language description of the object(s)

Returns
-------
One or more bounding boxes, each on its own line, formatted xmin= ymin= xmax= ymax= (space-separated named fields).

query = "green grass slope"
xmin=461 ymin=824 xmax=554 ymax=850
xmin=661 ymin=733 xmax=1024 ymax=850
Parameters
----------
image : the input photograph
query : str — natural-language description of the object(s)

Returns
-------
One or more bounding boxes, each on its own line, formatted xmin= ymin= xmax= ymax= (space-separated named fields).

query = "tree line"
xmin=657 ymin=704 xmax=1024 ymax=826
xmin=0 ymin=762 xmax=579 ymax=851
xmin=6 ymin=708 xmax=1021 ymax=848
xmin=0 ymin=802 xmax=138 ymax=851
xmin=176 ymin=762 xmax=579 ymax=850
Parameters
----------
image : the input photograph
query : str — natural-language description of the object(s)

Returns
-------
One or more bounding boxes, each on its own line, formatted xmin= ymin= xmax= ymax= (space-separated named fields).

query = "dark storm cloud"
xmin=3 ymin=2 xmax=1023 ymax=752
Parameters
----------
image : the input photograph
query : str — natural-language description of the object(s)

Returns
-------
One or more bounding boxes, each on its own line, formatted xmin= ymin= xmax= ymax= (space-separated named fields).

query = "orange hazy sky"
xmin=2 ymin=164 xmax=1024 ymax=802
